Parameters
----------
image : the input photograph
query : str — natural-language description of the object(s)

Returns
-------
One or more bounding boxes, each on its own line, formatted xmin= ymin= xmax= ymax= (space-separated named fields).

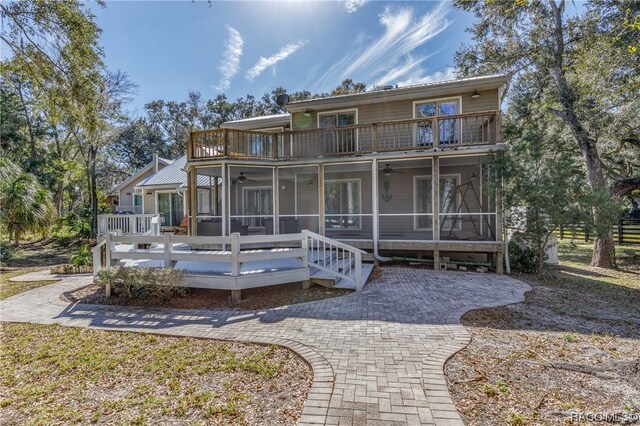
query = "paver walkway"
xmin=0 ymin=267 xmax=530 ymax=425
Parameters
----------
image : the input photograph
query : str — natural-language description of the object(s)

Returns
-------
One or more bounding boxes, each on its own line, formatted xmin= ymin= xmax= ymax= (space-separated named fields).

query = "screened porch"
xmin=189 ymin=154 xmax=498 ymax=244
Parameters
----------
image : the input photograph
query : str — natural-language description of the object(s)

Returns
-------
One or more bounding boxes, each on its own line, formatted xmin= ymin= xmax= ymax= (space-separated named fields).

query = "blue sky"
xmin=90 ymin=1 xmax=476 ymax=114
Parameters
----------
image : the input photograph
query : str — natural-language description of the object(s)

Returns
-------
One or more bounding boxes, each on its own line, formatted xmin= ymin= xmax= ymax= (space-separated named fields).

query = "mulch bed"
xmin=445 ymin=267 xmax=640 ymax=425
xmin=65 ymin=281 xmax=352 ymax=311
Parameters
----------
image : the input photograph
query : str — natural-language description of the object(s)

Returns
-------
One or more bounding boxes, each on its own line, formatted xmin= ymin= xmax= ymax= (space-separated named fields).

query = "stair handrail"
xmin=302 ymin=229 xmax=365 ymax=291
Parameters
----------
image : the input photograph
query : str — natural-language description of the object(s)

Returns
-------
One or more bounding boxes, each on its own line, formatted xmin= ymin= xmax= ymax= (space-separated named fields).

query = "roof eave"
xmin=286 ymin=75 xmax=510 ymax=112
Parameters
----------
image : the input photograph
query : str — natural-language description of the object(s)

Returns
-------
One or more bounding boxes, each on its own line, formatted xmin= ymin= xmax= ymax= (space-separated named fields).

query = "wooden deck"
xmin=94 ymin=231 xmax=371 ymax=297
xmin=114 ymin=243 xmax=374 ymax=291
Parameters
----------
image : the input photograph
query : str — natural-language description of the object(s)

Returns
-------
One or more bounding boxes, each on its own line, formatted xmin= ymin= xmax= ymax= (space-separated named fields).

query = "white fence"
xmin=97 ymin=214 xmax=160 ymax=236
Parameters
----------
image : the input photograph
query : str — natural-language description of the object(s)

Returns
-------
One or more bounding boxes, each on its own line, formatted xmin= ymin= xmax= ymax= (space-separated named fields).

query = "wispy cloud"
xmin=245 ymin=41 xmax=306 ymax=81
xmin=344 ymin=0 xmax=367 ymax=13
xmin=395 ymin=67 xmax=457 ymax=87
xmin=214 ymin=26 xmax=244 ymax=91
xmin=316 ymin=2 xmax=451 ymax=90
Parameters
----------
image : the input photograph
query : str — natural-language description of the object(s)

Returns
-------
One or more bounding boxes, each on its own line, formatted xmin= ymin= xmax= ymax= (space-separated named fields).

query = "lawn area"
xmin=0 ymin=268 xmax=58 ymax=300
xmin=0 ymin=323 xmax=311 ymax=425
xmin=446 ymin=240 xmax=640 ymax=425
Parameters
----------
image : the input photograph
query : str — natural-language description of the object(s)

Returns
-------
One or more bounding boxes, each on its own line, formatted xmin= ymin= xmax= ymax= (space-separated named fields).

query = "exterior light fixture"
xmin=303 ymin=110 xmax=312 ymax=118
xmin=146 ymin=191 xmax=152 ymax=195
xmin=471 ymin=90 xmax=480 ymax=99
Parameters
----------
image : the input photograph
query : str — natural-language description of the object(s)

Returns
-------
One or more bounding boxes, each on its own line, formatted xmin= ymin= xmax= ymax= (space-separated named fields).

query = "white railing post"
xmin=92 ymin=240 xmax=104 ymax=275
xmin=301 ymin=230 xmax=309 ymax=267
xmin=355 ymin=252 xmax=362 ymax=292
xmin=163 ymin=233 xmax=172 ymax=268
xmin=105 ymin=232 xmax=112 ymax=267
xmin=129 ymin=215 xmax=135 ymax=235
xmin=231 ymin=232 xmax=240 ymax=276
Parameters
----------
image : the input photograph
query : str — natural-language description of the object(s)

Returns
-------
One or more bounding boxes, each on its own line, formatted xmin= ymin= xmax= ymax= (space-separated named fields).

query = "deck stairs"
xmin=308 ymin=249 xmax=374 ymax=289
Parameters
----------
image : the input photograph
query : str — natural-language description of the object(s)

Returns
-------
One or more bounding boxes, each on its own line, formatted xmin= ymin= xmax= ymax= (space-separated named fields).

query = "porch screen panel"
xmin=278 ymin=165 xmax=319 ymax=234
xmin=379 ymin=158 xmax=433 ymax=241
xmin=438 ymin=156 xmax=497 ymax=241
xmin=324 ymin=162 xmax=372 ymax=240
xmin=194 ymin=166 xmax=223 ymax=236
xmin=229 ymin=165 xmax=274 ymax=235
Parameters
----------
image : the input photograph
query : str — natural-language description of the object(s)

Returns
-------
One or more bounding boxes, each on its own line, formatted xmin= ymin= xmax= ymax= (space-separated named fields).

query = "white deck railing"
xmin=93 ymin=230 xmax=366 ymax=294
xmin=98 ymin=214 xmax=160 ymax=236
xmin=303 ymin=230 xmax=365 ymax=291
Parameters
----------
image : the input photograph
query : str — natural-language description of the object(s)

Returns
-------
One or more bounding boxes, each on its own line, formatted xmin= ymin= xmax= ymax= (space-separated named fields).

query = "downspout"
xmin=503 ymin=174 xmax=511 ymax=274
xmin=371 ymin=158 xmax=391 ymax=262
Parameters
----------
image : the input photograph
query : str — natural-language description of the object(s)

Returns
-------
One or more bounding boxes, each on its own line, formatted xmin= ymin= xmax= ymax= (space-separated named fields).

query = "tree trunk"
xmin=88 ymin=145 xmax=98 ymax=237
xmin=549 ymin=0 xmax=616 ymax=268
xmin=14 ymin=78 xmax=36 ymax=165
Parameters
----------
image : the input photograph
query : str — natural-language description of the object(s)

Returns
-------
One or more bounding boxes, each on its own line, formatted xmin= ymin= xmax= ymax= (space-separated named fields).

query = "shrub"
xmin=508 ymin=240 xmax=539 ymax=273
xmin=96 ymin=267 xmax=185 ymax=301
xmin=69 ymin=244 xmax=92 ymax=266
xmin=0 ymin=240 xmax=16 ymax=267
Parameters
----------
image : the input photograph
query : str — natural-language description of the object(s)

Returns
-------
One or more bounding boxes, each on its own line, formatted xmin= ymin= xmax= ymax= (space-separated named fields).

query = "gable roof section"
xmin=109 ymin=157 xmax=173 ymax=195
xmin=285 ymin=74 xmax=510 ymax=112
xmin=136 ymin=155 xmax=212 ymax=188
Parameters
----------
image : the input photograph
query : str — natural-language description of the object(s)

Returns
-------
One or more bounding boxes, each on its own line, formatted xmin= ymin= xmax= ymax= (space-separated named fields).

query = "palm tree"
xmin=0 ymin=158 xmax=54 ymax=243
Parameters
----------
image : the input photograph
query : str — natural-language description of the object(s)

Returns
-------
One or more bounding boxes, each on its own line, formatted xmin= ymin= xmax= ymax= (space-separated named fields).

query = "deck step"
xmin=334 ymin=264 xmax=374 ymax=289
xmin=311 ymin=263 xmax=374 ymax=290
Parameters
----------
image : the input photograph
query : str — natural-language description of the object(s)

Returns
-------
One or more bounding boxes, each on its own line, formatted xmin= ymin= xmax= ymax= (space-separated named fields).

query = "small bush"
xmin=70 ymin=244 xmax=92 ymax=266
xmin=0 ymin=240 xmax=16 ymax=267
xmin=508 ymin=240 xmax=539 ymax=273
xmin=96 ymin=267 xmax=186 ymax=301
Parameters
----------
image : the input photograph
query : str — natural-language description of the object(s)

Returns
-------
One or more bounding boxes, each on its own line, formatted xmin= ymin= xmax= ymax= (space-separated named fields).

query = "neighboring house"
xmin=107 ymin=155 xmax=173 ymax=213
xmin=183 ymin=75 xmax=509 ymax=270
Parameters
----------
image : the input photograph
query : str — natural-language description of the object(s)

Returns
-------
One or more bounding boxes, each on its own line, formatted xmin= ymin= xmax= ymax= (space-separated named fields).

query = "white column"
xmin=273 ymin=167 xmax=279 ymax=235
xmin=221 ymin=164 xmax=228 ymax=237
xmin=371 ymin=159 xmax=379 ymax=248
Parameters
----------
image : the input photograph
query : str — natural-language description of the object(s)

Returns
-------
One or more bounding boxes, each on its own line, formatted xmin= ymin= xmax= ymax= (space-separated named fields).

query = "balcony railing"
xmin=188 ymin=110 xmax=500 ymax=161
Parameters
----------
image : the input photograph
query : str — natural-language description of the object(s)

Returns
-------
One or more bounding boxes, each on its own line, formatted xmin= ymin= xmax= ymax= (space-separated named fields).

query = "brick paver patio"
xmin=0 ymin=267 xmax=530 ymax=425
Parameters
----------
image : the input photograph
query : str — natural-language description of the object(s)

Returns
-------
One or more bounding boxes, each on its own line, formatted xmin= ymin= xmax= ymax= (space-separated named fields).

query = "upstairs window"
xmin=414 ymin=98 xmax=461 ymax=146
xmin=318 ymin=110 xmax=357 ymax=154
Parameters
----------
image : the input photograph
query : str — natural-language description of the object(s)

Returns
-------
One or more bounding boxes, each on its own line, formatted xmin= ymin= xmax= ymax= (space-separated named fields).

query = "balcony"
xmin=188 ymin=110 xmax=500 ymax=162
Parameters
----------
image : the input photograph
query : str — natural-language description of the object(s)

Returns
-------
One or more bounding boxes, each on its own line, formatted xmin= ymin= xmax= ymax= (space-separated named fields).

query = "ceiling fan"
xmin=234 ymin=172 xmax=255 ymax=184
xmin=382 ymin=163 xmax=406 ymax=176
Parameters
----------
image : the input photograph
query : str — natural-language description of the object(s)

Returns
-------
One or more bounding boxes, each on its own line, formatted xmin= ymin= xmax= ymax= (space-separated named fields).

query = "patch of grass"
xmin=563 ymin=332 xmax=577 ymax=343
xmin=0 ymin=268 xmax=58 ymax=300
xmin=506 ymin=409 xmax=526 ymax=426
xmin=0 ymin=323 xmax=311 ymax=425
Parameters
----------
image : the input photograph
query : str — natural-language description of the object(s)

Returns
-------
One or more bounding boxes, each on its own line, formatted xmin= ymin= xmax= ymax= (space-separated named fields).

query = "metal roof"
xmin=286 ymin=74 xmax=510 ymax=112
xmin=137 ymin=155 xmax=212 ymax=188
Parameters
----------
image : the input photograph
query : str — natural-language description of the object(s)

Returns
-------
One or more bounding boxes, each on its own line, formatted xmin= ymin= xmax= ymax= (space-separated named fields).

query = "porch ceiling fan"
xmin=382 ymin=163 xmax=406 ymax=176
xmin=234 ymin=172 xmax=256 ymax=184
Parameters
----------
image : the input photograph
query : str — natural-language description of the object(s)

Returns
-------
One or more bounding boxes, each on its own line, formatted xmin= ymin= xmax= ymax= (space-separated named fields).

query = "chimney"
xmin=153 ymin=153 xmax=159 ymax=172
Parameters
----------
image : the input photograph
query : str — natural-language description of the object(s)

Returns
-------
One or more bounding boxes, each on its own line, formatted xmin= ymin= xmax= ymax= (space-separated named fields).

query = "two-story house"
xmin=184 ymin=74 xmax=508 ymax=272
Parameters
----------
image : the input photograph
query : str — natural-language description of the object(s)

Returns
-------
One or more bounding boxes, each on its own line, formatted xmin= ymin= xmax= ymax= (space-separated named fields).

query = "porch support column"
xmin=433 ymin=156 xmax=440 ymax=270
xmin=221 ymin=164 xmax=228 ymax=238
xmin=273 ymin=167 xmax=279 ymax=235
xmin=318 ymin=164 xmax=325 ymax=235
xmin=188 ymin=168 xmax=197 ymax=236
xmin=213 ymin=176 xmax=219 ymax=216
xmin=496 ymin=170 xmax=504 ymax=274
xmin=371 ymin=159 xmax=379 ymax=250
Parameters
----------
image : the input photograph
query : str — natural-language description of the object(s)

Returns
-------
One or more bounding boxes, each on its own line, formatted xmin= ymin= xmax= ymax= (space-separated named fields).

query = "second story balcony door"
xmin=319 ymin=110 xmax=357 ymax=155
xmin=414 ymin=98 xmax=461 ymax=147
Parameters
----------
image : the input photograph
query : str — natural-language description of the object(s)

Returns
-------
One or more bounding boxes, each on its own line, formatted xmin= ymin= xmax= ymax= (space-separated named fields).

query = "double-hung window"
xmin=318 ymin=110 xmax=357 ymax=154
xmin=414 ymin=98 xmax=461 ymax=146
xmin=325 ymin=179 xmax=361 ymax=230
